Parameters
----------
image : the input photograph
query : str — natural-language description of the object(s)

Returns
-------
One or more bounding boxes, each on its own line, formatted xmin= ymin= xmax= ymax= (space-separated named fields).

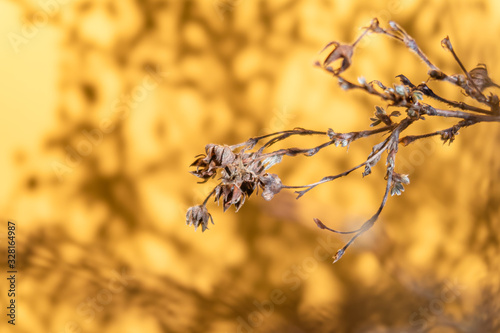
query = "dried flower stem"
xmin=186 ymin=18 xmax=500 ymax=263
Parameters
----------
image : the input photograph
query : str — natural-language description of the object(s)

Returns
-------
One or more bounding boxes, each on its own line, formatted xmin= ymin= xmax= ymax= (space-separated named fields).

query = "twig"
xmin=186 ymin=19 xmax=500 ymax=263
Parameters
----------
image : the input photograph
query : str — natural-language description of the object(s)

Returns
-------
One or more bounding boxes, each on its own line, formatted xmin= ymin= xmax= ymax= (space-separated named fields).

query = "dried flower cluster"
xmin=190 ymin=143 xmax=284 ymax=213
xmin=186 ymin=19 xmax=500 ymax=263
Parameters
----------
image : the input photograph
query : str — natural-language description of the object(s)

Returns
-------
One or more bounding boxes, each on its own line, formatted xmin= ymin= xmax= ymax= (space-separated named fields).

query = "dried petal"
xmin=262 ymin=155 xmax=283 ymax=170
xmin=214 ymin=184 xmax=249 ymax=212
xmin=390 ymin=181 xmax=405 ymax=196
xmin=240 ymin=179 xmax=257 ymax=197
xmin=412 ymin=91 xmax=424 ymax=101
xmin=396 ymin=74 xmax=415 ymax=88
xmin=468 ymin=64 xmax=498 ymax=92
xmin=395 ymin=85 xmax=408 ymax=96
xmin=363 ymin=164 xmax=372 ymax=177
xmin=375 ymin=106 xmax=386 ymax=116
xmin=206 ymin=144 xmax=236 ymax=167
xmin=400 ymin=174 xmax=410 ymax=185
xmin=221 ymin=185 xmax=235 ymax=212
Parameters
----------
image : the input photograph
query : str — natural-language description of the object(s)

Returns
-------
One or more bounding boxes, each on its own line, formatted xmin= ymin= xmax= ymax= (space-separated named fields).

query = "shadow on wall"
xmin=1 ymin=0 xmax=500 ymax=332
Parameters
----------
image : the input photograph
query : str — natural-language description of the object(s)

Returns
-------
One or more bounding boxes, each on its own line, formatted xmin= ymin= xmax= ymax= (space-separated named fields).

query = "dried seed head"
xmin=259 ymin=173 xmax=282 ymax=201
xmin=186 ymin=205 xmax=214 ymax=232
xmin=205 ymin=144 xmax=236 ymax=167
xmin=189 ymin=144 xmax=237 ymax=180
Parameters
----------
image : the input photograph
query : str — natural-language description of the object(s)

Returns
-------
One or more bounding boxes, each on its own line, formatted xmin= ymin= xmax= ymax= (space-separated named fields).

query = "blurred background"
xmin=1 ymin=0 xmax=500 ymax=332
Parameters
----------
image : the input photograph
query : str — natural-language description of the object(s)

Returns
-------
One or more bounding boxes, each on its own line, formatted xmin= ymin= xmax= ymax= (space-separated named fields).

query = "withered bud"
xmin=259 ymin=173 xmax=282 ymax=201
xmin=186 ymin=205 xmax=214 ymax=232
xmin=327 ymin=128 xmax=336 ymax=140
xmin=366 ymin=18 xmax=384 ymax=33
xmin=441 ymin=36 xmax=453 ymax=51
xmin=428 ymin=70 xmax=447 ymax=80
xmin=320 ymin=41 xmax=354 ymax=75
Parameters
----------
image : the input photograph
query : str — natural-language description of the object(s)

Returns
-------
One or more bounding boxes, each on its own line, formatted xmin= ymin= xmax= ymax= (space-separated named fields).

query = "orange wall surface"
xmin=0 ymin=0 xmax=499 ymax=332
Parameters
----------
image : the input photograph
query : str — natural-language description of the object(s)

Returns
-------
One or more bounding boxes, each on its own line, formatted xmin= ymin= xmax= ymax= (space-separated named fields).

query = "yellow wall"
xmin=1 ymin=0 xmax=499 ymax=332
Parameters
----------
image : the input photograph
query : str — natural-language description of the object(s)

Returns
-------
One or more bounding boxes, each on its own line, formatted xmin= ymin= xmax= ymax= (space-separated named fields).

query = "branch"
xmin=186 ymin=19 xmax=500 ymax=263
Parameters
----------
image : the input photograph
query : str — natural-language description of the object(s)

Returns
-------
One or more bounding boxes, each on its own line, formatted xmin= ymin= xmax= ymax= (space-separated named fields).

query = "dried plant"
xmin=186 ymin=19 xmax=500 ymax=263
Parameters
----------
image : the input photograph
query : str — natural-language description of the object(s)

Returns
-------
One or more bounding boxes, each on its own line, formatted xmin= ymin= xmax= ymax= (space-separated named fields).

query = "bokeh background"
xmin=1 ymin=0 xmax=500 ymax=332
